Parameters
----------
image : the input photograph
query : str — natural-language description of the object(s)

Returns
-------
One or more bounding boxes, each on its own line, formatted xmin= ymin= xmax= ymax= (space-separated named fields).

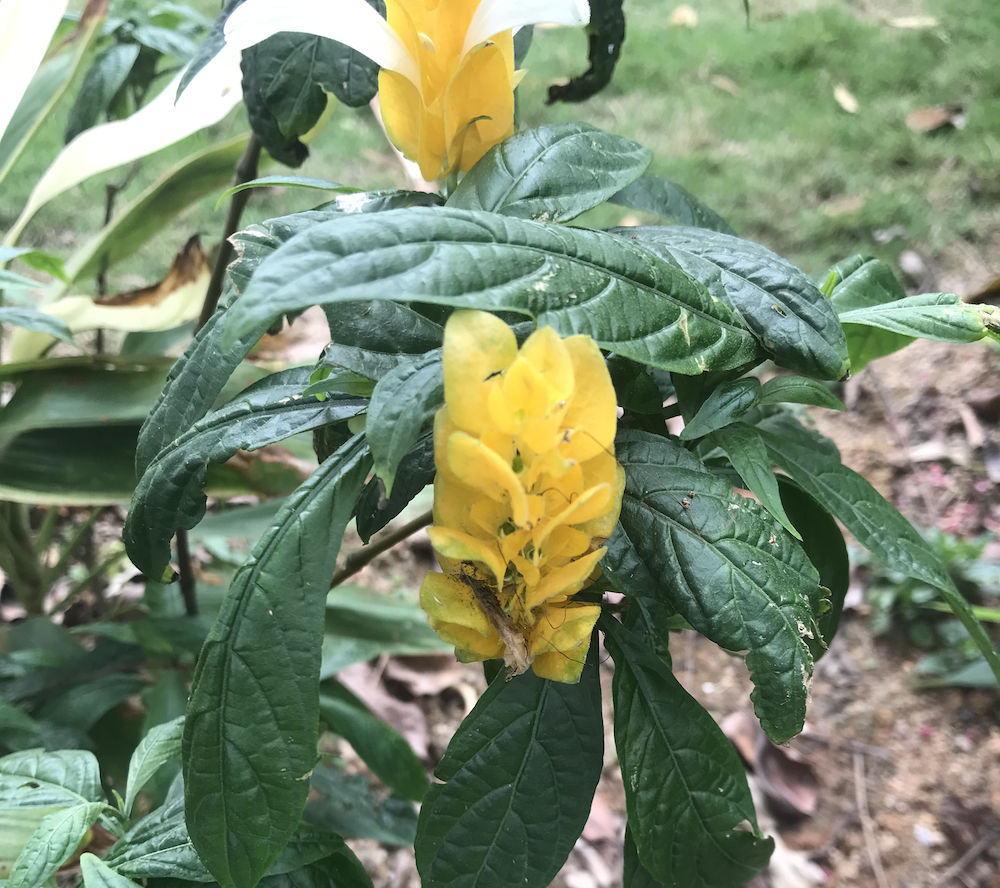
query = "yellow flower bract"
xmin=419 ymin=310 xmax=624 ymax=683
xmin=379 ymin=0 xmax=522 ymax=182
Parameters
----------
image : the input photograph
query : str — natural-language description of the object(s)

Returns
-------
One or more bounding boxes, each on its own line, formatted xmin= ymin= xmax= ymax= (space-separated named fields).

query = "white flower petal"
xmin=223 ymin=0 xmax=419 ymax=87
xmin=6 ymin=45 xmax=243 ymax=246
xmin=0 ymin=0 xmax=68 ymax=141
xmin=463 ymin=0 xmax=590 ymax=56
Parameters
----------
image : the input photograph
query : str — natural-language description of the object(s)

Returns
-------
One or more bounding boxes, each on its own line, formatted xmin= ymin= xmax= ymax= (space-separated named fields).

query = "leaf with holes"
xmin=602 ymin=430 xmax=820 ymax=742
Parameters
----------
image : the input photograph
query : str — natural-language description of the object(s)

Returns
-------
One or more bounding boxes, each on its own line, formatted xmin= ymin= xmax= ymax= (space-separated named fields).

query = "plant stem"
xmin=34 ymin=506 xmax=60 ymax=555
xmin=43 ymin=507 xmax=106 ymax=588
xmin=176 ymin=528 xmax=199 ymax=617
xmin=196 ymin=134 xmax=262 ymax=331
xmin=54 ymin=549 xmax=127 ymax=614
xmin=330 ymin=510 xmax=434 ymax=589
xmin=0 ymin=503 xmax=46 ymax=614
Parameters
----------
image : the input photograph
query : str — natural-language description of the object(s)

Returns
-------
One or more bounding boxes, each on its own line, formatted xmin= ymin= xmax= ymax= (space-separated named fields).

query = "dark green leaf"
xmin=35 ymin=673 xmax=146 ymax=732
xmin=602 ymin=430 xmax=819 ymax=742
xmin=104 ymin=797 xmax=213 ymax=881
xmin=268 ymin=825 xmax=360 ymax=875
xmin=678 ymin=378 xmax=760 ymax=440
xmin=222 ymin=208 xmax=759 ymax=375
xmin=607 ymin=355 xmax=665 ymax=415
xmin=758 ymin=421 xmax=1000 ymax=683
xmin=304 ymin=763 xmax=417 ymax=845
xmin=448 ymin=123 xmax=650 ymax=223
xmin=758 ymin=376 xmax=844 ymax=411
xmin=125 ymin=716 xmax=184 ymax=817
xmin=81 ymin=853 xmax=142 ymax=888
xmin=183 ymin=435 xmax=371 ymax=888
xmin=0 ymin=749 xmax=103 ymax=808
xmin=367 ymin=351 xmax=443 ymax=495
xmin=177 ymin=0 xmax=243 ymax=99
xmin=319 ymin=680 xmax=428 ymax=802
xmin=125 ymin=368 xmax=366 ymax=579
xmin=310 ymin=0 xmax=384 ymax=108
xmin=619 ymin=227 xmax=849 ymax=379
xmin=321 ymin=586 xmax=450 ymax=677
xmin=322 ymin=301 xmax=443 ymax=357
xmin=513 ymin=25 xmax=533 ymax=66
xmin=262 ymin=853 xmax=373 ymax=888
xmin=65 ymin=43 xmax=141 ymax=143
xmin=240 ymin=45 xmax=309 ymax=167
xmin=602 ymin=616 xmax=772 ymax=888
xmin=132 ymin=26 xmax=198 ymax=59
xmin=547 ymin=0 xmax=624 ymax=103
xmin=8 ymin=802 xmax=109 ymax=888
xmin=315 ymin=345 xmax=408 ymax=383
xmin=711 ymin=423 xmax=801 ymax=540
xmin=609 ymin=173 xmax=736 ymax=235
xmin=623 ymin=826 xmax=662 ymax=888
xmin=777 ymin=479 xmax=848 ymax=659
xmin=355 ymin=431 xmax=434 ymax=543
xmin=415 ymin=652 xmax=603 ymax=888
xmin=0 ymin=308 xmax=75 ymax=346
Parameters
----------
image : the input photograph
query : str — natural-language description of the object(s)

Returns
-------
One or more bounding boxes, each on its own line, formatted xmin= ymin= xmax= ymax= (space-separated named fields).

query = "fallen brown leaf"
xmin=821 ymin=195 xmax=866 ymax=217
xmin=96 ymin=235 xmax=208 ymax=307
xmin=906 ymin=105 xmax=967 ymax=134
xmin=710 ymin=74 xmax=741 ymax=97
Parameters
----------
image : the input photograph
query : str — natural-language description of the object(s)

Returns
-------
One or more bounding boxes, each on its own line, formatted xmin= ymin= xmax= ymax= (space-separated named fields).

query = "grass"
xmin=2 ymin=0 xmax=999 ymax=293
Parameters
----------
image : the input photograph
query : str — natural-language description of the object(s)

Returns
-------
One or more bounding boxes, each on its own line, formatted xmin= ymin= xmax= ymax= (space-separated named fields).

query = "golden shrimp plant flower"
xmin=224 ymin=0 xmax=591 ymax=181
xmin=420 ymin=310 xmax=624 ymax=684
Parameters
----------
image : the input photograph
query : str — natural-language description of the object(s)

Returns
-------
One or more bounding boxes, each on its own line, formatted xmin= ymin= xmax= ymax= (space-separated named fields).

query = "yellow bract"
xmin=419 ymin=310 xmax=625 ymax=683
xmin=380 ymin=0 xmax=522 ymax=182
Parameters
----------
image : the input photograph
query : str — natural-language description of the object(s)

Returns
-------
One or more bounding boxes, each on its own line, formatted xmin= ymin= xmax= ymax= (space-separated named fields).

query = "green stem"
xmin=0 ymin=503 xmax=46 ymax=614
xmin=33 ymin=506 xmax=60 ymax=556
xmin=53 ymin=549 xmax=127 ymax=614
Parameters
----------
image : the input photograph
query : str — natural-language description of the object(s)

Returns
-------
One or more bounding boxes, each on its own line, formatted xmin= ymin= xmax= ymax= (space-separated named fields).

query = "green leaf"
xmin=124 ymin=716 xmax=184 ymax=817
xmin=711 ymin=423 xmax=802 ymax=540
xmin=623 ymin=826 xmax=662 ymax=888
xmin=0 ymin=248 xmax=69 ymax=283
xmin=62 ymin=136 xmax=250 ymax=286
xmin=602 ymin=616 xmax=773 ymax=888
xmin=448 ymin=123 xmax=650 ymax=223
xmin=678 ymin=378 xmax=760 ymax=440
xmin=547 ymin=0 xmax=624 ymax=103
xmin=104 ymin=797 xmax=213 ymax=881
xmin=125 ymin=368 xmax=366 ymax=579
xmin=607 ymin=356 xmax=665 ymax=415
xmin=757 ymin=420 xmax=1000 ymax=683
xmin=758 ymin=376 xmax=844 ymax=411
xmin=827 ymin=256 xmax=912 ymax=371
xmin=777 ymin=479 xmax=849 ymax=659
xmin=321 ymin=586 xmax=450 ymax=677
xmin=258 ymin=848 xmax=373 ymax=888
xmin=217 ymin=176 xmax=359 ymax=207
xmin=303 ymin=763 xmax=417 ymax=845
xmin=0 ymin=749 xmax=103 ymax=808
xmin=319 ymin=679 xmax=428 ymax=802
xmin=367 ymin=351 xmax=442 ymax=496
xmin=0 ymin=11 xmax=102 ymax=189
xmin=0 ymin=308 xmax=75 ymax=346
xmin=240 ymin=42 xmax=310 ymax=167
xmin=81 ymin=853 xmax=143 ymax=888
xmin=132 ymin=25 xmax=198 ymax=60
xmin=320 ymin=301 xmax=444 ymax=359
xmin=65 ymin=43 xmax=141 ymax=143
xmin=222 ymin=208 xmax=759 ymax=375
xmin=183 ymin=435 xmax=371 ymax=888
xmin=355 ymin=431 xmax=434 ymax=543
xmin=838 ymin=293 xmax=994 ymax=343
xmin=609 ymin=173 xmax=736 ymax=235
xmin=620 ymin=227 xmax=849 ymax=380
xmin=35 ymin=673 xmax=147 ymax=732
xmin=415 ymin=652 xmax=603 ymax=888
xmin=8 ymin=802 xmax=109 ymax=888
xmin=602 ymin=430 xmax=820 ymax=742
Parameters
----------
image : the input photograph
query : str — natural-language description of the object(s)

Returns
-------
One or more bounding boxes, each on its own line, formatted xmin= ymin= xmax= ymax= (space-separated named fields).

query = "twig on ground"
xmin=796 ymin=733 xmax=895 ymax=762
xmin=854 ymin=752 xmax=890 ymax=888
xmin=933 ymin=824 xmax=1000 ymax=887
xmin=330 ymin=509 xmax=433 ymax=589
